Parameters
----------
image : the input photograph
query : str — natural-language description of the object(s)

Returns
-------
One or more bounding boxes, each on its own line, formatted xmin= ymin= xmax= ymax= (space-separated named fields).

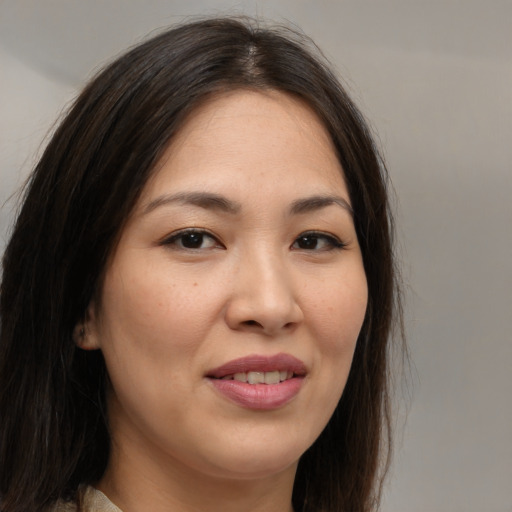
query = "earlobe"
xmin=73 ymin=304 xmax=101 ymax=351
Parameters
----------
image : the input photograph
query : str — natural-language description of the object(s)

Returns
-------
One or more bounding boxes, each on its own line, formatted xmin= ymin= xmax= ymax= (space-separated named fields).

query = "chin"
xmin=196 ymin=438 xmax=305 ymax=481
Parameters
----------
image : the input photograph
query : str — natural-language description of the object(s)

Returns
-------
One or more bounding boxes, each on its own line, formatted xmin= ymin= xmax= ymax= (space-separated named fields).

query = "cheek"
xmin=95 ymin=265 xmax=214 ymax=421
xmin=287 ymin=273 xmax=367 ymax=448
xmin=307 ymin=270 xmax=368 ymax=351
xmin=98 ymin=260 xmax=223 ymax=357
xmin=307 ymin=270 xmax=368 ymax=400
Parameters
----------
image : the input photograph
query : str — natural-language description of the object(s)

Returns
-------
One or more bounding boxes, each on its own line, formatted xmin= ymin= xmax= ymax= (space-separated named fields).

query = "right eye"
xmin=161 ymin=229 xmax=222 ymax=250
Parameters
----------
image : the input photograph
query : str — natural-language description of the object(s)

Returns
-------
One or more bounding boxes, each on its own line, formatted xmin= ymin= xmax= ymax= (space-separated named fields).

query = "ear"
xmin=73 ymin=302 xmax=101 ymax=351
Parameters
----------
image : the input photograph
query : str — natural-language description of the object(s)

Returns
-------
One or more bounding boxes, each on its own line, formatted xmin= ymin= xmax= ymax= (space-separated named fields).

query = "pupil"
xmin=182 ymin=233 xmax=203 ymax=248
xmin=298 ymin=235 xmax=317 ymax=249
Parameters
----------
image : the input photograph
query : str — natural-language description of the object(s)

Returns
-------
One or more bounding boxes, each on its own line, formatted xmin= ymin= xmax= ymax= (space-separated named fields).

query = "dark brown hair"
xmin=0 ymin=17 xmax=402 ymax=512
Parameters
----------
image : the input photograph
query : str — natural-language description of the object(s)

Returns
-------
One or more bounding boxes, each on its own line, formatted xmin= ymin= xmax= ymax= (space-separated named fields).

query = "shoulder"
xmin=51 ymin=487 xmax=122 ymax=512
xmin=51 ymin=500 xmax=77 ymax=512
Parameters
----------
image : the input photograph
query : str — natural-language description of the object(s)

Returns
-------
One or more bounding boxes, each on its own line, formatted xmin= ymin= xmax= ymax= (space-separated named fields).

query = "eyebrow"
xmin=289 ymin=195 xmax=353 ymax=216
xmin=142 ymin=192 xmax=242 ymax=215
xmin=142 ymin=191 xmax=353 ymax=217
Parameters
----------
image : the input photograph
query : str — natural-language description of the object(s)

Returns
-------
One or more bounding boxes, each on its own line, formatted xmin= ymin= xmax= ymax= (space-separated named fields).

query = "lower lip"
xmin=208 ymin=377 xmax=304 ymax=410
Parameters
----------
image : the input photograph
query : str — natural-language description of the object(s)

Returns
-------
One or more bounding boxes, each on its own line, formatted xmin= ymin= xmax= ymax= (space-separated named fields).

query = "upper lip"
xmin=206 ymin=353 xmax=307 ymax=379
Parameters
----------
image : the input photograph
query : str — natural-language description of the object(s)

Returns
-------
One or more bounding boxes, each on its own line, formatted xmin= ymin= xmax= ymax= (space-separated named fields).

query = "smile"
xmin=219 ymin=370 xmax=294 ymax=384
xmin=206 ymin=354 xmax=307 ymax=409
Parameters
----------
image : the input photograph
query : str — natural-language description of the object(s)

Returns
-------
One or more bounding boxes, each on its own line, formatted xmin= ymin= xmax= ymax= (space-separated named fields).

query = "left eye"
xmin=291 ymin=232 xmax=345 ymax=251
xmin=162 ymin=230 xmax=220 ymax=250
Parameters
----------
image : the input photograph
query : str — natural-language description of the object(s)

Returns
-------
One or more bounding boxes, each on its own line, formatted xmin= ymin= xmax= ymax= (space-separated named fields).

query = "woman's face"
xmin=85 ymin=90 xmax=368 ymax=483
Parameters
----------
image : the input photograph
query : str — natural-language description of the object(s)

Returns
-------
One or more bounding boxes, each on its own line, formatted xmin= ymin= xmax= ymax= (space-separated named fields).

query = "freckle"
xmin=193 ymin=282 xmax=198 ymax=286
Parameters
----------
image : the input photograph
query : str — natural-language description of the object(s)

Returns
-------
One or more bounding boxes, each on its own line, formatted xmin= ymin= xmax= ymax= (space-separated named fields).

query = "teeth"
xmin=247 ymin=371 xmax=264 ymax=384
xmin=227 ymin=370 xmax=294 ymax=384
xmin=264 ymin=370 xmax=280 ymax=384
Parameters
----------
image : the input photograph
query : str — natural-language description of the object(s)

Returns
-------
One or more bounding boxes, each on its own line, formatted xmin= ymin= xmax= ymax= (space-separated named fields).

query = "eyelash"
xmin=160 ymin=229 xmax=346 ymax=252
xmin=291 ymin=231 xmax=347 ymax=251
xmin=160 ymin=229 xmax=223 ymax=250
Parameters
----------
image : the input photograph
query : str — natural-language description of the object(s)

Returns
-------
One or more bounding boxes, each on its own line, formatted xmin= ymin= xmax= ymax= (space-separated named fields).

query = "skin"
xmin=82 ymin=89 xmax=368 ymax=512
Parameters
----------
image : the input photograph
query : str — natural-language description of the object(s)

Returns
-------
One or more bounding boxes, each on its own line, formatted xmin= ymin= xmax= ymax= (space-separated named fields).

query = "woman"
xmin=0 ymin=17 xmax=402 ymax=512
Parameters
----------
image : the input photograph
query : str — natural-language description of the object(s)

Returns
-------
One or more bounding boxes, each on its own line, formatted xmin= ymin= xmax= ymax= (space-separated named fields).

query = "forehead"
xmin=139 ymin=89 xmax=348 ymax=206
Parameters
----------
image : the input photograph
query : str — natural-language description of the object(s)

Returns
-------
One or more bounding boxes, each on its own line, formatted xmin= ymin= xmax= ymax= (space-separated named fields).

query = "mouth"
xmin=216 ymin=370 xmax=295 ymax=385
xmin=206 ymin=353 xmax=306 ymax=410
xmin=206 ymin=353 xmax=307 ymax=382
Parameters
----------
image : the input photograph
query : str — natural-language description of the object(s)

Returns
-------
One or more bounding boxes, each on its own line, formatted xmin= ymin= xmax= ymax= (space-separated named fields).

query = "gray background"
xmin=1 ymin=1 xmax=511 ymax=511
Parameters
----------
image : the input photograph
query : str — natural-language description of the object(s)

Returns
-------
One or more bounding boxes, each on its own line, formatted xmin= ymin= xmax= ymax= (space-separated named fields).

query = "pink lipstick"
xmin=206 ymin=353 xmax=306 ymax=410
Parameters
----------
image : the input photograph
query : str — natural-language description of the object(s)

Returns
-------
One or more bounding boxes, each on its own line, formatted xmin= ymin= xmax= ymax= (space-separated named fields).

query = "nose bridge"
xmin=226 ymin=241 xmax=303 ymax=334
xmin=249 ymin=245 xmax=290 ymax=303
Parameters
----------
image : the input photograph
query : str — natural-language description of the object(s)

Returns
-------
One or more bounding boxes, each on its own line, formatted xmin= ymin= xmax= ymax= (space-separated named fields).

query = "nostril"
xmin=242 ymin=320 xmax=263 ymax=328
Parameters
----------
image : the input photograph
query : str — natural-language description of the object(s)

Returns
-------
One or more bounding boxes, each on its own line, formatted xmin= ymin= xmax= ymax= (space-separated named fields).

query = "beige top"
xmin=54 ymin=486 xmax=122 ymax=512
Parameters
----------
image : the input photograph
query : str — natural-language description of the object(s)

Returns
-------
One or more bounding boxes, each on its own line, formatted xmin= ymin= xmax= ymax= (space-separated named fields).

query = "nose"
xmin=224 ymin=249 xmax=304 ymax=336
